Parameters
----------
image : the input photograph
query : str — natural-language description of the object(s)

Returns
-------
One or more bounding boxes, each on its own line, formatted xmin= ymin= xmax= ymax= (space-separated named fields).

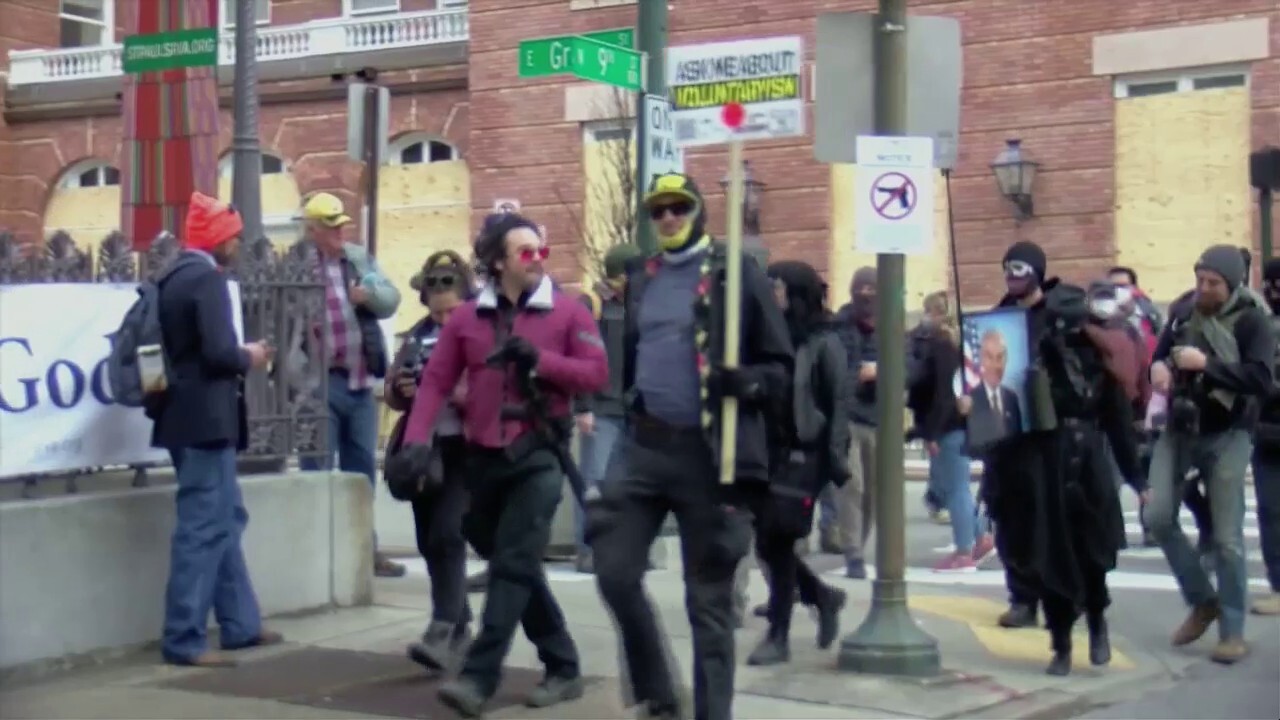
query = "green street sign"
xmin=123 ymin=27 xmax=218 ymax=74
xmin=569 ymin=35 xmax=645 ymax=91
xmin=517 ymin=27 xmax=635 ymax=79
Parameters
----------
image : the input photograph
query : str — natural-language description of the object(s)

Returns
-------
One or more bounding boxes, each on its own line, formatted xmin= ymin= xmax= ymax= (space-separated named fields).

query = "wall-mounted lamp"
xmin=720 ymin=160 xmax=768 ymax=263
xmin=990 ymin=139 xmax=1039 ymax=221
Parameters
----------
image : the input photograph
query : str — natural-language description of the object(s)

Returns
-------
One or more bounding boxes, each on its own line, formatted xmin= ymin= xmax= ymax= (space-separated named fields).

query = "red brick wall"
xmin=467 ymin=0 xmax=1279 ymax=299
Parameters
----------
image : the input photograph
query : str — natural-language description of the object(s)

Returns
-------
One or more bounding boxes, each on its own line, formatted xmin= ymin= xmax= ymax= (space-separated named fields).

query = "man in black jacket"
xmin=833 ymin=266 xmax=878 ymax=579
xmin=1147 ymin=245 xmax=1275 ymax=664
xmin=154 ymin=193 xmax=278 ymax=667
xmin=1248 ymin=258 xmax=1280 ymax=617
xmin=589 ymin=173 xmax=793 ymax=720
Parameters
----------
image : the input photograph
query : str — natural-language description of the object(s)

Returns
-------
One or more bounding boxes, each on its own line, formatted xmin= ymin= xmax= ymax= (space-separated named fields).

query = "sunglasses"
xmin=423 ymin=274 xmax=457 ymax=289
xmin=517 ymin=245 xmax=550 ymax=264
xmin=648 ymin=201 xmax=694 ymax=220
xmin=1003 ymin=260 xmax=1035 ymax=277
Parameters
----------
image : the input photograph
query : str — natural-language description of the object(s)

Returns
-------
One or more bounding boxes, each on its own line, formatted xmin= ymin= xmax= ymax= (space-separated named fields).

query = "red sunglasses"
xmin=517 ymin=245 xmax=550 ymax=263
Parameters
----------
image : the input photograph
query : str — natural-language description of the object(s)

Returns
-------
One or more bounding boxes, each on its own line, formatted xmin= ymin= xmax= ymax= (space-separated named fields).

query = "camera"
xmin=1168 ymin=395 xmax=1200 ymax=435
xmin=401 ymin=334 xmax=438 ymax=385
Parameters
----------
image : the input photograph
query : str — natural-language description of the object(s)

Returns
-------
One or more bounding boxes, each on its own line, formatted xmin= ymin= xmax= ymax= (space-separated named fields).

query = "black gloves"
xmin=383 ymin=443 xmax=444 ymax=501
xmin=707 ymin=365 xmax=763 ymax=403
xmin=486 ymin=335 xmax=540 ymax=374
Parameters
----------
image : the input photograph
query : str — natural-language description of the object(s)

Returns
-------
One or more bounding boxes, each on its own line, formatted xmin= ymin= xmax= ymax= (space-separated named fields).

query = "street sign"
xmin=346 ymin=83 xmax=389 ymax=163
xmin=666 ymin=36 xmax=805 ymax=148
xmin=569 ymin=36 xmax=645 ymax=91
xmin=814 ymin=14 xmax=962 ymax=169
xmin=855 ymin=136 xmax=935 ymax=255
xmin=517 ymin=28 xmax=636 ymax=79
xmin=122 ymin=28 xmax=218 ymax=74
xmin=642 ymin=95 xmax=684 ymax=186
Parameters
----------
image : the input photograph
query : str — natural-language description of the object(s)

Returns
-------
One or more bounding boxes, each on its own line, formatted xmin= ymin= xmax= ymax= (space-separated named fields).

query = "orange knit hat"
xmin=184 ymin=192 xmax=244 ymax=252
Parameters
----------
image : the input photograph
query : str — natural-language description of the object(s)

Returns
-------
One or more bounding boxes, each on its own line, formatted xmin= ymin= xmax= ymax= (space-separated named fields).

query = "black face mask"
xmin=852 ymin=293 xmax=876 ymax=320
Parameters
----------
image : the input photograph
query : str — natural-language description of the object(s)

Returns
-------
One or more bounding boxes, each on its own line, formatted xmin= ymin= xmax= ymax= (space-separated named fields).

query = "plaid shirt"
xmin=321 ymin=257 xmax=371 ymax=390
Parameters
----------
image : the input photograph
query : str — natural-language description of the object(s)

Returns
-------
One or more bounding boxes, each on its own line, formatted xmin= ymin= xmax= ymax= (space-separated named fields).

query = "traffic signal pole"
xmin=633 ymin=0 xmax=668 ymax=256
xmin=838 ymin=0 xmax=941 ymax=677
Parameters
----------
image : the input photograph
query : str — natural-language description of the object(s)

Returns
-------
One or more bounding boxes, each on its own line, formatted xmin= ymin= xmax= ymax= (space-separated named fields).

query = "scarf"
xmin=1184 ymin=288 xmax=1258 ymax=410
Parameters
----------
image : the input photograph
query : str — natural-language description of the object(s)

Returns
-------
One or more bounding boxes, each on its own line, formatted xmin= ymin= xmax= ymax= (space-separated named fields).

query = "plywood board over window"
xmin=1113 ymin=86 xmax=1252 ymax=302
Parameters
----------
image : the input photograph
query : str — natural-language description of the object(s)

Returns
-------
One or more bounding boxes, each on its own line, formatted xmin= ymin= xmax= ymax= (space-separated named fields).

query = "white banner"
xmin=0 ymin=282 xmax=242 ymax=478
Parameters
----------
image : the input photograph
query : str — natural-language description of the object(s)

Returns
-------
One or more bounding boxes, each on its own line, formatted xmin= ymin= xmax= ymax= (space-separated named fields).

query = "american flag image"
xmin=958 ymin=318 xmax=983 ymax=393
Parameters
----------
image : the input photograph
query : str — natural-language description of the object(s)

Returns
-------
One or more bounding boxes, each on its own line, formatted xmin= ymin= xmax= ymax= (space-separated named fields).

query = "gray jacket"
xmin=792 ymin=329 xmax=853 ymax=485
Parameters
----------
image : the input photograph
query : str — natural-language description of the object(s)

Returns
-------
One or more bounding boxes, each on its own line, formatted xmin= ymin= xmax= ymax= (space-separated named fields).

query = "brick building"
xmin=1 ymin=0 xmax=1276 ymax=310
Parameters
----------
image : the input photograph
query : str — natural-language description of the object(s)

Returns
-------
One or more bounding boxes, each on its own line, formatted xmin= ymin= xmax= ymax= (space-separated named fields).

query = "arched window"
xmin=217 ymin=152 xmax=287 ymax=179
xmin=387 ymin=135 xmax=459 ymax=166
xmin=57 ymin=159 xmax=120 ymax=189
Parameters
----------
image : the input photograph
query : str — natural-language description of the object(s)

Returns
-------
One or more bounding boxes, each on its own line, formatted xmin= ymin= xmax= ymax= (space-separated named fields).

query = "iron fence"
xmin=0 ymin=229 xmax=329 ymax=496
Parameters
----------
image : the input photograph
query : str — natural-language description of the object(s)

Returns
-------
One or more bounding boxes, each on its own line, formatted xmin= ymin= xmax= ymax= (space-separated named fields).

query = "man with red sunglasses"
xmin=393 ymin=212 xmax=608 ymax=717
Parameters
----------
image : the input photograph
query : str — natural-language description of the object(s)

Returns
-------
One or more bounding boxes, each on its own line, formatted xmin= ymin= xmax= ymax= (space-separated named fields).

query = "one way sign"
xmin=644 ymin=94 xmax=684 ymax=184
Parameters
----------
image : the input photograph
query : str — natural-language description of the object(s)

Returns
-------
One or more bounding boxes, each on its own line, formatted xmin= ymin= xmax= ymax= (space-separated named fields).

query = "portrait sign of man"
xmin=967 ymin=329 xmax=1023 ymax=448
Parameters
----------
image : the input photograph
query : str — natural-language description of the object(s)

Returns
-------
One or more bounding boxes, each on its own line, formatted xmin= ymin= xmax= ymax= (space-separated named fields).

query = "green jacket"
xmin=342 ymin=243 xmax=401 ymax=320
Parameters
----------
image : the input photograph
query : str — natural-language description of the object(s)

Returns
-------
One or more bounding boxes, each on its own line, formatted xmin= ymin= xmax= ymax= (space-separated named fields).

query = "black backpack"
xmin=106 ymin=279 xmax=167 ymax=408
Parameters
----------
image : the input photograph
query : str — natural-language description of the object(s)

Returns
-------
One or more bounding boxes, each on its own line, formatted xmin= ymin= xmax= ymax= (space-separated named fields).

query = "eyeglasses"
xmin=517 ymin=245 xmax=550 ymax=264
xmin=1003 ymin=260 xmax=1035 ymax=278
xmin=648 ymin=201 xmax=694 ymax=220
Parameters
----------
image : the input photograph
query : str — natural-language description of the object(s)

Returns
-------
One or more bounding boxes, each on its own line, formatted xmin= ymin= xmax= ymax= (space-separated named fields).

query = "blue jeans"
xmin=931 ymin=431 xmax=976 ymax=552
xmin=299 ymin=372 xmax=378 ymax=483
xmin=1147 ymin=429 xmax=1252 ymax=639
xmin=1251 ymin=449 xmax=1280 ymax=592
xmin=818 ymin=484 xmax=838 ymax=534
xmin=574 ymin=415 xmax=623 ymax=552
xmin=162 ymin=446 xmax=262 ymax=662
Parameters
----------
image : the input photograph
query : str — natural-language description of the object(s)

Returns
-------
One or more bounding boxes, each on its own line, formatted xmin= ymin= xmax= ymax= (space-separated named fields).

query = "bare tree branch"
xmin=566 ymin=88 xmax=638 ymax=279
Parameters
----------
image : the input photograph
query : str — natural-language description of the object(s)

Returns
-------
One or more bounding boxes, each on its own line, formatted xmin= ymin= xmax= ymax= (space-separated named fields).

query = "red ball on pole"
xmin=721 ymin=102 xmax=745 ymax=129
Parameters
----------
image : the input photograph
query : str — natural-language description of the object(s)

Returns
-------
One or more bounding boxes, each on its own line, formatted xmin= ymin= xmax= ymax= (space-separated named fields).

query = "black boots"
xmin=815 ymin=586 xmax=848 ymax=650
xmin=746 ymin=630 xmax=790 ymax=666
xmin=999 ymin=603 xmax=1038 ymax=628
xmin=1046 ymin=630 xmax=1072 ymax=676
xmin=1087 ymin=612 xmax=1111 ymax=666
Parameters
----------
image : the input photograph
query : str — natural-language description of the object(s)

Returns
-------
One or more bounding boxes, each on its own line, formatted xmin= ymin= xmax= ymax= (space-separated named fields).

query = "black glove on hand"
xmin=707 ymin=365 xmax=762 ymax=403
xmin=383 ymin=443 xmax=443 ymax=502
xmin=488 ymin=335 xmax=539 ymax=374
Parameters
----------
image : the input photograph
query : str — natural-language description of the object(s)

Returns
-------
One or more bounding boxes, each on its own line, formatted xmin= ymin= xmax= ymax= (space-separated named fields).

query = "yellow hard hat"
xmin=301 ymin=192 xmax=352 ymax=228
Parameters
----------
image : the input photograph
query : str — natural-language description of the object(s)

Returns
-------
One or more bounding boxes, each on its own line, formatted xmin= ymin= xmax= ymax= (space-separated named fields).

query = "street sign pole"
xmin=231 ymin=0 xmax=264 ymax=252
xmin=838 ymin=0 xmax=942 ymax=678
xmin=634 ymin=0 xmax=668 ymax=255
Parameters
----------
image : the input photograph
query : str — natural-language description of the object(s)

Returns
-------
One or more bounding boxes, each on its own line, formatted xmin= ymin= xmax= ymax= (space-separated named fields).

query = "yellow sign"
xmin=671 ymin=75 xmax=801 ymax=110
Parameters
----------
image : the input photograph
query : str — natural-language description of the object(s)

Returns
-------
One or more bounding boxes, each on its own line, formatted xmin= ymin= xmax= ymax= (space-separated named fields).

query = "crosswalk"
xmin=878 ymin=494 xmax=1273 ymax=593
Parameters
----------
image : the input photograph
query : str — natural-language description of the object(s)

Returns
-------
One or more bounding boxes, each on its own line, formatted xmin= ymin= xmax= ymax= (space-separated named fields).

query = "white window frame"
xmin=583 ymin=119 xmax=634 ymax=144
xmin=439 ymin=0 xmax=469 ymax=8
xmin=58 ymin=160 xmax=119 ymax=189
xmin=343 ymin=0 xmax=402 ymax=16
xmin=219 ymin=0 xmax=271 ymax=29
xmin=59 ymin=0 xmax=114 ymax=48
xmin=1113 ymin=63 xmax=1250 ymax=99
xmin=217 ymin=152 xmax=287 ymax=179
xmin=386 ymin=135 xmax=460 ymax=166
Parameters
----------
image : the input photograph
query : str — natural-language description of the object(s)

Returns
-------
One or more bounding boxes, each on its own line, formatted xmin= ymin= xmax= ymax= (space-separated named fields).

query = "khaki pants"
xmin=839 ymin=422 xmax=877 ymax=562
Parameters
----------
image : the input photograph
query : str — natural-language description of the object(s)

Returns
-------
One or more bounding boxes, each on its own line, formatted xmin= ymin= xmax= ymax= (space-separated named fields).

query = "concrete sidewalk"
xmin=0 ymin=559 xmax=1178 ymax=720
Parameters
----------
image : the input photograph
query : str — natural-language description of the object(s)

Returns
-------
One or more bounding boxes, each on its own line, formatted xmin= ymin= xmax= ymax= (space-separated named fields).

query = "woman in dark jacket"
xmin=746 ymin=260 xmax=851 ymax=666
xmin=386 ymin=250 xmax=475 ymax=675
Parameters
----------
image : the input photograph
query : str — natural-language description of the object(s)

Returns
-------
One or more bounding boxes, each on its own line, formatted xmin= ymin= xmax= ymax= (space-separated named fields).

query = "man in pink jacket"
xmin=395 ymin=212 xmax=609 ymax=717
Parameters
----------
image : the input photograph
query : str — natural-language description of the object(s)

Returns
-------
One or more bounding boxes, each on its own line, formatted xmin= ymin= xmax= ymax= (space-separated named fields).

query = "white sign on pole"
xmin=854 ymin=135 xmax=935 ymax=255
xmin=642 ymin=94 xmax=685 ymax=184
xmin=666 ymin=36 xmax=805 ymax=147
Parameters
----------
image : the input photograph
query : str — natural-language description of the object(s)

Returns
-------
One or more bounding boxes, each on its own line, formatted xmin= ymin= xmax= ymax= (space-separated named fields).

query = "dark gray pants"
xmin=410 ymin=436 xmax=472 ymax=626
xmin=591 ymin=422 xmax=753 ymax=720
xmin=461 ymin=447 xmax=580 ymax=697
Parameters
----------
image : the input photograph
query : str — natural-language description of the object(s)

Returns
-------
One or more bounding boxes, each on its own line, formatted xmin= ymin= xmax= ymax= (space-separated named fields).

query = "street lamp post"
xmin=990 ymin=139 xmax=1039 ymax=222
xmin=230 ymin=0 xmax=264 ymax=246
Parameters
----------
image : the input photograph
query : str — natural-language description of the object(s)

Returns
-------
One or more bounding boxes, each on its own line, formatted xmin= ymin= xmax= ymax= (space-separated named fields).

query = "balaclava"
xmin=643 ymin=173 xmax=708 ymax=253
xmin=768 ymin=260 xmax=827 ymax=344
xmin=1194 ymin=244 xmax=1246 ymax=291
xmin=1262 ymin=258 xmax=1280 ymax=311
xmin=850 ymin=266 xmax=877 ymax=326
xmin=1002 ymin=240 xmax=1047 ymax=300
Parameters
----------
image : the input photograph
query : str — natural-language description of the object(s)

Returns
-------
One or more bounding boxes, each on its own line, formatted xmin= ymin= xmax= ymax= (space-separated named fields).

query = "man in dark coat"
xmin=154 ymin=192 xmax=280 ymax=667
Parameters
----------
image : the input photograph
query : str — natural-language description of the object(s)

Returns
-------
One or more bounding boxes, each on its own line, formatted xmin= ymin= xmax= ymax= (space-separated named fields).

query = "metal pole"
xmin=838 ymin=0 xmax=941 ymax=677
xmin=1260 ymin=188 xmax=1274 ymax=262
xmin=634 ymin=0 xmax=668 ymax=256
xmin=231 ymin=0 xmax=264 ymax=245
xmin=363 ymin=84 xmax=381 ymax=257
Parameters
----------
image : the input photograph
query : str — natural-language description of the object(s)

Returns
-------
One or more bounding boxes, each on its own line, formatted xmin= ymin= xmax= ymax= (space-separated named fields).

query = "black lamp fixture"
xmin=990 ymin=138 xmax=1039 ymax=221
xmin=720 ymin=160 xmax=768 ymax=262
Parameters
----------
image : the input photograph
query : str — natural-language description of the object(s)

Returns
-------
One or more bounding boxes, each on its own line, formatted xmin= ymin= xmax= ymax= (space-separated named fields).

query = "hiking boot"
xmin=1087 ymin=613 xmax=1111 ymax=666
xmin=407 ymin=620 xmax=460 ymax=672
xmin=1171 ymin=602 xmax=1220 ymax=646
xmin=845 ymin=558 xmax=868 ymax=579
xmin=970 ymin=534 xmax=996 ymax=566
xmin=1250 ymin=592 xmax=1280 ymax=616
xmin=526 ymin=674 xmax=585 ymax=708
xmin=375 ymin=553 xmax=406 ymax=578
xmin=1210 ymin=637 xmax=1249 ymax=665
xmin=815 ymin=586 xmax=847 ymax=650
xmin=998 ymin=604 xmax=1037 ymax=628
xmin=438 ymin=677 xmax=489 ymax=718
xmin=746 ymin=633 xmax=790 ymax=666
xmin=1045 ymin=648 xmax=1072 ymax=676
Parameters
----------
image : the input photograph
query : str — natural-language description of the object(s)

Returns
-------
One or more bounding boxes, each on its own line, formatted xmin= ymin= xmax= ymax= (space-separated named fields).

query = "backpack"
xmin=107 ymin=279 xmax=168 ymax=409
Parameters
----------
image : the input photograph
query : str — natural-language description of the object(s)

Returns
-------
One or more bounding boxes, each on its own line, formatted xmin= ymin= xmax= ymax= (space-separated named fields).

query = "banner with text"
xmin=0 ymin=282 xmax=242 ymax=478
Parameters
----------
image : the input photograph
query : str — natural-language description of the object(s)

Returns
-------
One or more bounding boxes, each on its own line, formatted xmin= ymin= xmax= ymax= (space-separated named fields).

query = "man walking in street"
xmin=1248 ymin=258 xmax=1280 ymax=616
xmin=589 ymin=172 xmax=793 ymax=720
xmin=1147 ymin=245 xmax=1275 ymax=664
xmin=297 ymin=192 xmax=404 ymax=578
xmin=153 ymin=192 xmax=281 ymax=667
xmin=834 ymin=267 xmax=879 ymax=579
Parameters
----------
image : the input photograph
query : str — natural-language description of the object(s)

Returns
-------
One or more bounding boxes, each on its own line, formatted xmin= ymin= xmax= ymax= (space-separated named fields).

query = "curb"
xmin=958 ymin=659 xmax=1173 ymax=720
